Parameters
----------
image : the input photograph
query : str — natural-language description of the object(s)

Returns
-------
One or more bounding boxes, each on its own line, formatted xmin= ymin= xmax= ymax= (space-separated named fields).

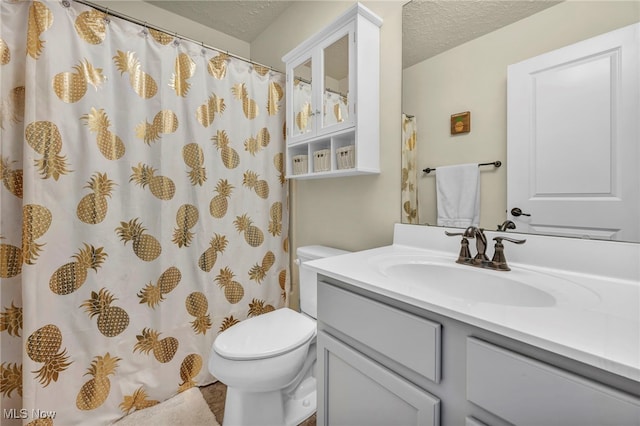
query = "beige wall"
xmin=252 ymin=1 xmax=404 ymax=309
xmin=404 ymin=1 xmax=640 ymax=229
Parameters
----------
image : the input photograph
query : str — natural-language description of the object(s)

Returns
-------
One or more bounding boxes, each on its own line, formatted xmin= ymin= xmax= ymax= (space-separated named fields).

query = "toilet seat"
xmin=213 ymin=308 xmax=316 ymax=360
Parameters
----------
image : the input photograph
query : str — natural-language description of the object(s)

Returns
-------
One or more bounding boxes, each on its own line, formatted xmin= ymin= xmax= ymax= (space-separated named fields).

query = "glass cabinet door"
xmin=292 ymin=58 xmax=314 ymax=138
xmin=322 ymin=33 xmax=349 ymax=130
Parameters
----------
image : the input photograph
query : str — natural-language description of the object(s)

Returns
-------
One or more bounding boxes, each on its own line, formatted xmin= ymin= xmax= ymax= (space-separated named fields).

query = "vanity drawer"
xmin=318 ymin=281 xmax=441 ymax=383
xmin=466 ymin=338 xmax=640 ymax=426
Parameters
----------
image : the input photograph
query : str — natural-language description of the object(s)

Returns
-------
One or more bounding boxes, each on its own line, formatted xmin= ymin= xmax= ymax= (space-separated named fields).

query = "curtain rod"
xmin=71 ymin=0 xmax=284 ymax=75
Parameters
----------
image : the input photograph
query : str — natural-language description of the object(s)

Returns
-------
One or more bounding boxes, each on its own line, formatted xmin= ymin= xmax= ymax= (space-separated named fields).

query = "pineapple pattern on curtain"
xmin=0 ymin=1 xmax=289 ymax=424
xmin=401 ymin=114 xmax=418 ymax=224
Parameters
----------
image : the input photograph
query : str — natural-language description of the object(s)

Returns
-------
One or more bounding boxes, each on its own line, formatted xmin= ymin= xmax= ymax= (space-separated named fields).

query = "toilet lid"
xmin=213 ymin=308 xmax=316 ymax=360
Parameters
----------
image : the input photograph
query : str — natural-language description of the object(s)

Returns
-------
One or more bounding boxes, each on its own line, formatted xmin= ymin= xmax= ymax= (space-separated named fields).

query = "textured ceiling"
xmin=403 ymin=0 xmax=561 ymax=68
xmin=144 ymin=0 xmax=560 ymax=69
xmin=146 ymin=0 xmax=294 ymax=43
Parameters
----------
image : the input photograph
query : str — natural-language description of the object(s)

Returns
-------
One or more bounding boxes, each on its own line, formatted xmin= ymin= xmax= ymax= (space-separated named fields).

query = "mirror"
xmin=291 ymin=34 xmax=350 ymax=137
xmin=402 ymin=0 xmax=640 ymax=242
xmin=293 ymin=59 xmax=313 ymax=137
xmin=323 ymin=34 xmax=350 ymax=129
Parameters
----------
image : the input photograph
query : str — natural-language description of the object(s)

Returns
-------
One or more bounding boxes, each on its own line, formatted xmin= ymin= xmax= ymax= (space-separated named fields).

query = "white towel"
xmin=436 ymin=163 xmax=480 ymax=228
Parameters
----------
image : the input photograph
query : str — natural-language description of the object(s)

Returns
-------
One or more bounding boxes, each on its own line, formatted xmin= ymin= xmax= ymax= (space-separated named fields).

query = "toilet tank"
xmin=297 ymin=245 xmax=350 ymax=319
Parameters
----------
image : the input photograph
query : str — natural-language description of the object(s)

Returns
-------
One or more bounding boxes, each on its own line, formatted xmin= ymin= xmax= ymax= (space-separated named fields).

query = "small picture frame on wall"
xmin=451 ymin=111 xmax=471 ymax=134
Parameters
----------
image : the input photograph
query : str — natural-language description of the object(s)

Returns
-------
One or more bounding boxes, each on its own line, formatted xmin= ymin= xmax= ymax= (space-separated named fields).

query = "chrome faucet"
xmin=445 ymin=227 xmax=525 ymax=271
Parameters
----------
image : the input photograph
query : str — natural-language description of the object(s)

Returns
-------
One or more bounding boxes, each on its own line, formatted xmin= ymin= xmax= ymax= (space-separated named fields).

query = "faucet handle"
xmin=491 ymin=236 xmax=526 ymax=271
xmin=445 ymin=227 xmax=482 ymax=237
xmin=493 ymin=236 xmax=526 ymax=245
xmin=444 ymin=230 xmax=472 ymax=263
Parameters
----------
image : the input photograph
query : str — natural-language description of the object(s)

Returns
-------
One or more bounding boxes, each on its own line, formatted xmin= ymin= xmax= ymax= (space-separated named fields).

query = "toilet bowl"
xmin=208 ymin=245 xmax=349 ymax=426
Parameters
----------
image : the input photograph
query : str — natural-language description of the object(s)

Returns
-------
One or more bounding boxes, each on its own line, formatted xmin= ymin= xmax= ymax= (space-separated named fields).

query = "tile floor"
xmin=200 ymin=382 xmax=317 ymax=426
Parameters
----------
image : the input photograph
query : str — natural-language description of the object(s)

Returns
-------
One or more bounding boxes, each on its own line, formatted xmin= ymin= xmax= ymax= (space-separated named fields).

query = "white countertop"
xmin=305 ymin=225 xmax=640 ymax=382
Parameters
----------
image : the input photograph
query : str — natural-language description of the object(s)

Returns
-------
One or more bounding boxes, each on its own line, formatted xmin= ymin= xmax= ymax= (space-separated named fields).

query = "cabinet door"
xmin=318 ymin=331 xmax=440 ymax=426
xmin=319 ymin=25 xmax=353 ymax=133
xmin=290 ymin=55 xmax=316 ymax=140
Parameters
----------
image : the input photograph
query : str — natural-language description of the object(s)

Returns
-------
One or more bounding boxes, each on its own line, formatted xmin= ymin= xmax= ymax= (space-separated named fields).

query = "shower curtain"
xmin=0 ymin=1 xmax=289 ymax=424
xmin=401 ymin=114 xmax=418 ymax=224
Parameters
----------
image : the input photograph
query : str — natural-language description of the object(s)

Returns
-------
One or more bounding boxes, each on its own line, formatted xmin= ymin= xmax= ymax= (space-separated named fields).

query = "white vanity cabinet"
xmin=282 ymin=3 xmax=381 ymax=179
xmin=316 ymin=278 xmax=640 ymax=426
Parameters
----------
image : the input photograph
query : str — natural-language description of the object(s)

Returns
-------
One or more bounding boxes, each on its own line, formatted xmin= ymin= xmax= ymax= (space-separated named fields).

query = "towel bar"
xmin=423 ymin=161 xmax=501 ymax=174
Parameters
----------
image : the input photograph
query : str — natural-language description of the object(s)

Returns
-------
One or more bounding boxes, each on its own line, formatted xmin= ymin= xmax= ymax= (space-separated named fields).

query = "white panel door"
xmin=507 ymin=23 xmax=639 ymax=241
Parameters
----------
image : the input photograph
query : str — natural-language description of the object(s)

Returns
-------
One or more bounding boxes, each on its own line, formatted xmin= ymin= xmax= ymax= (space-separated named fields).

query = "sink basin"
xmin=373 ymin=255 xmax=600 ymax=308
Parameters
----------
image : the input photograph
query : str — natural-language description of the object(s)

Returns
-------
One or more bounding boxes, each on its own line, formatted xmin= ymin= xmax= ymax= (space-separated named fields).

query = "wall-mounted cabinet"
xmin=282 ymin=3 xmax=382 ymax=179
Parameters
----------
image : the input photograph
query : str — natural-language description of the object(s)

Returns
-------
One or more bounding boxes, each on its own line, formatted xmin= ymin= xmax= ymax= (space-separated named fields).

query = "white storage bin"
xmin=292 ymin=155 xmax=308 ymax=175
xmin=336 ymin=145 xmax=355 ymax=169
xmin=313 ymin=149 xmax=331 ymax=172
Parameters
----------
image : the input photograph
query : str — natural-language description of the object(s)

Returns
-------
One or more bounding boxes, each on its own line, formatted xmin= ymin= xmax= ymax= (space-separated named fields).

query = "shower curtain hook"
xmin=103 ymin=8 xmax=110 ymax=24
xmin=60 ymin=0 xmax=70 ymax=8
xmin=201 ymin=41 xmax=207 ymax=55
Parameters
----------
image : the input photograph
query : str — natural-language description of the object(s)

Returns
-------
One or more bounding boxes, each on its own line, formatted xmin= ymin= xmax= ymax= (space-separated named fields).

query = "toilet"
xmin=208 ymin=245 xmax=349 ymax=426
